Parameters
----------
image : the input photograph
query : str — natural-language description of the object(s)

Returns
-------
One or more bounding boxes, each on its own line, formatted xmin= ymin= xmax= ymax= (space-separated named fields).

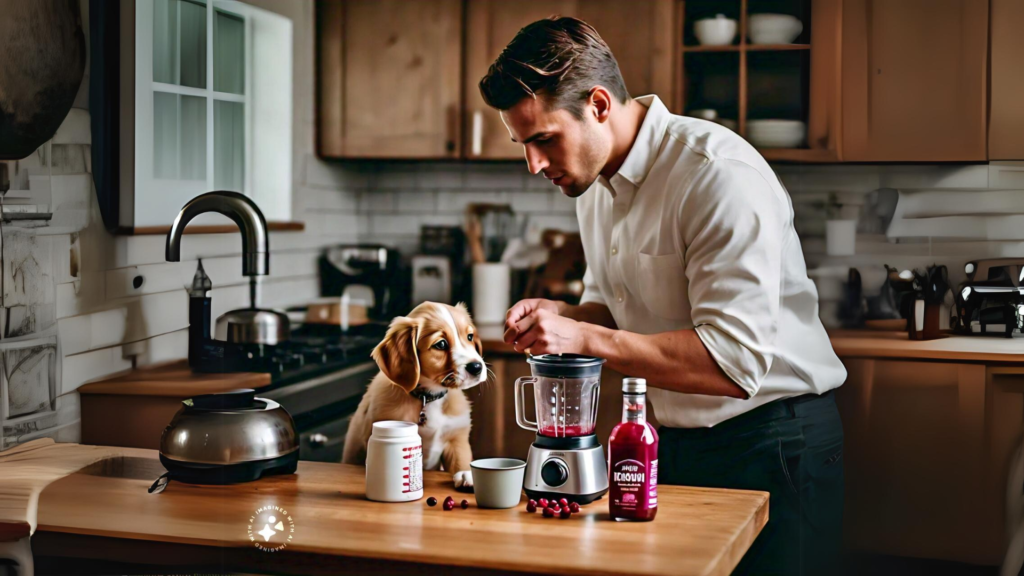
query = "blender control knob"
xmin=541 ymin=458 xmax=569 ymax=487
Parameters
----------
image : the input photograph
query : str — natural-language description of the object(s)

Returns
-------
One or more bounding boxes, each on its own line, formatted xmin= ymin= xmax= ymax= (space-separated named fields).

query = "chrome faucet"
xmin=166 ymin=191 xmax=288 ymax=346
xmin=166 ymin=190 xmax=269 ymax=277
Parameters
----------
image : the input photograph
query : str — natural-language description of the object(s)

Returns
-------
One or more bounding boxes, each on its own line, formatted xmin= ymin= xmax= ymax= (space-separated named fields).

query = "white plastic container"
xmin=365 ymin=421 xmax=423 ymax=502
xmin=472 ymin=262 xmax=511 ymax=324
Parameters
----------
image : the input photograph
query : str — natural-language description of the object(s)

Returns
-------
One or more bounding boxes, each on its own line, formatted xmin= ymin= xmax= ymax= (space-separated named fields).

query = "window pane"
xmin=214 ymin=11 xmax=245 ymax=94
xmin=215 ymin=100 xmax=244 ymax=190
xmin=179 ymin=0 xmax=207 ymax=88
xmin=180 ymin=95 xmax=207 ymax=180
xmin=153 ymin=0 xmax=178 ymax=84
xmin=154 ymin=92 xmax=179 ymax=179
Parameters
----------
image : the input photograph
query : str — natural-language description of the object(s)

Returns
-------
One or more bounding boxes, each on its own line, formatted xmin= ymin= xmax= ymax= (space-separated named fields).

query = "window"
xmin=134 ymin=0 xmax=292 ymax=227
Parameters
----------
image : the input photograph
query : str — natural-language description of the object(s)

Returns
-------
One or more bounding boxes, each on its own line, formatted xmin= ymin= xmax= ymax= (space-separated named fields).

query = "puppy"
xmin=342 ymin=302 xmax=486 ymax=490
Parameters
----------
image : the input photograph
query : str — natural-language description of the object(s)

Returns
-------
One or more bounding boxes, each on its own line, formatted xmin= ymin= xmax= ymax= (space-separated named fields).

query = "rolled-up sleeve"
xmin=579 ymin=266 xmax=607 ymax=307
xmin=682 ymin=159 xmax=784 ymax=398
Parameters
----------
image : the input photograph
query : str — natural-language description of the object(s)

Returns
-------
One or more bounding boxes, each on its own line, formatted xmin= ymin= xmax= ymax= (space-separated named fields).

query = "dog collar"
xmin=411 ymin=387 xmax=448 ymax=426
xmin=410 ymin=387 xmax=448 ymax=404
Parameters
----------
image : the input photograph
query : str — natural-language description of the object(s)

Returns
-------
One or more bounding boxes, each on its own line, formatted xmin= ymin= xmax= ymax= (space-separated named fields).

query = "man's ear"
xmin=371 ymin=316 xmax=422 ymax=393
xmin=589 ymin=86 xmax=613 ymax=123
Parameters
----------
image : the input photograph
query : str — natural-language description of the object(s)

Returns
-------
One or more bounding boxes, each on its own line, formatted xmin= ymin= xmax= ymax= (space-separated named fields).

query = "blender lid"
xmin=526 ymin=354 xmax=606 ymax=378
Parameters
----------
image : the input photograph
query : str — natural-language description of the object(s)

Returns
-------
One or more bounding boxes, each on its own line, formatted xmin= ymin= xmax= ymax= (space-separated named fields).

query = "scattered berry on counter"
xmin=542 ymin=507 xmax=555 ymax=518
xmin=461 ymin=500 xmax=469 ymax=509
xmin=569 ymin=502 xmax=581 ymax=513
xmin=443 ymin=499 xmax=455 ymax=511
xmin=444 ymin=496 xmax=455 ymax=505
xmin=559 ymin=498 xmax=570 ymax=508
xmin=528 ymin=499 xmax=537 ymax=508
xmin=427 ymin=497 xmax=437 ymax=507
xmin=538 ymin=498 xmax=549 ymax=508
xmin=526 ymin=502 xmax=537 ymax=513
xmin=560 ymin=508 xmax=572 ymax=519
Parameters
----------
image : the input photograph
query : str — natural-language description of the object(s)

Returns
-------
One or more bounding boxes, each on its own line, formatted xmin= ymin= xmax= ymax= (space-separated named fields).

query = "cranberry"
xmin=538 ymin=498 xmax=549 ymax=508
xmin=443 ymin=499 xmax=455 ymax=511
xmin=542 ymin=507 xmax=555 ymax=518
xmin=526 ymin=502 xmax=537 ymax=513
xmin=569 ymin=502 xmax=581 ymax=513
xmin=461 ymin=500 xmax=469 ymax=509
xmin=559 ymin=498 xmax=570 ymax=508
xmin=560 ymin=508 xmax=571 ymax=519
xmin=427 ymin=497 xmax=437 ymax=507
xmin=444 ymin=496 xmax=455 ymax=505
xmin=550 ymin=504 xmax=561 ymax=514
xmin=528 ymin=499 xmax=538 ymax=508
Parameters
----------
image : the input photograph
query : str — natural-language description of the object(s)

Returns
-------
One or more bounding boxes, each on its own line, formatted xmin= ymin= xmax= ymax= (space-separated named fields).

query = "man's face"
xmin=500 ymin=96 xmax=610 ymax=198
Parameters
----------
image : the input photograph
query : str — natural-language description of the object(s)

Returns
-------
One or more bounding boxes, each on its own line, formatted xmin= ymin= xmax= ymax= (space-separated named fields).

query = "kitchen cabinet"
xmin=463 ymin=0 xmax=676 ymax=160
xmin=835 ymin=357 xmax=1024 ymax=568
xmin=316 ymin=0 xmax=463 ymax=159
xmin=988 ymin=0 xmax=1024 ymax=160
xmin=841 ymin=0 xmax=989 ymax=161
xmin=679 ymin=0 xmax=843 ymax=162
xmin=315 ymin=0 xmax=675 ymax=161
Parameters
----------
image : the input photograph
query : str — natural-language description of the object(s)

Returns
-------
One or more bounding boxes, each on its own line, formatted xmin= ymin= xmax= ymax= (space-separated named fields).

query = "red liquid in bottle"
xmin=608 ymin=381 xmax=658 ymax=521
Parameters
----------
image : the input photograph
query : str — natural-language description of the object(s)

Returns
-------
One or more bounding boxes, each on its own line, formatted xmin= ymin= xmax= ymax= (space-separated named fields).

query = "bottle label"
xmin=403 ymin=445 xmax=423 ymax=494
xmin=611 ymin=458 xmax=657 ymax=511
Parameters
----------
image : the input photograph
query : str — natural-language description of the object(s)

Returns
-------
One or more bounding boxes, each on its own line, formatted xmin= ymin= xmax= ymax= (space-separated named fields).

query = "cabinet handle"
xmin=471 ymin=110 xmax=483 ymax=156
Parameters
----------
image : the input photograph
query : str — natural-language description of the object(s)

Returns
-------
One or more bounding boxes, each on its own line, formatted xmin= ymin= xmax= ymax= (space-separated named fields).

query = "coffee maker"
xmin=516 ymin=354 xmax=609 ymax=504
xmin=319 ymin=244 xmax=404 ymax=320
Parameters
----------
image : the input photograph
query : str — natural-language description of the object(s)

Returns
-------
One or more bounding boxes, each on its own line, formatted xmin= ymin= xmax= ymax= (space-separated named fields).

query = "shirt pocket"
xmin=637 ymin=251 xmax=691 ymax=321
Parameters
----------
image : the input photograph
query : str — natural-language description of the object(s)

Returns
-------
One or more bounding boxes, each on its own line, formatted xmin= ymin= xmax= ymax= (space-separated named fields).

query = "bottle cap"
xmin=372 ymin=420 xmax=419 ymax=438
xmin=622 ymin=377 xmax=646 ymax=394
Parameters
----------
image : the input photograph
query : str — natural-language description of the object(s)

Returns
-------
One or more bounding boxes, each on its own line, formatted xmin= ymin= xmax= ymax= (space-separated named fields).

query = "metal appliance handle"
xmin=590 ymin=379 xmax=600 ymax=428
xmin=514 ymin=376 xmax=538 ymax=432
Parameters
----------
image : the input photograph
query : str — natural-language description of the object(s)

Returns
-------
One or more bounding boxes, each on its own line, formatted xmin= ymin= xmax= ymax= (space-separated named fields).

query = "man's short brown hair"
xmin=478 ymin=17 xmax=630 ymax=120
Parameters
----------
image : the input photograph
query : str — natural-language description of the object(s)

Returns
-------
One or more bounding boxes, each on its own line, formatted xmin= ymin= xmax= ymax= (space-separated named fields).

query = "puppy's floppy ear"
xmin=456 ymin=301 xmax=484 ymax=356
xmin=371 ymin=316 xmax=422 ymax=392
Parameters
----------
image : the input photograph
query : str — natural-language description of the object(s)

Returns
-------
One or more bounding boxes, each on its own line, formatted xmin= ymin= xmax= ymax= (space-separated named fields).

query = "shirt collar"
xmin=614 ymin=95 xmax=669 ymax=189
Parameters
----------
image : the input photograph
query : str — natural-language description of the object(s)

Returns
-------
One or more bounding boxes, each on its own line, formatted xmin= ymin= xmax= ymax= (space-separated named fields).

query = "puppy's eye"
xmin=467 ymin=333 xmax=474 ymax=342
xmin=432 ymin=339 xmax=448 ymax=351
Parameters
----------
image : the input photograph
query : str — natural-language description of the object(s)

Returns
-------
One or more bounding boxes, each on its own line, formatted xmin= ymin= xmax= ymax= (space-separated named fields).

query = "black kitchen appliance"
xmin=319 ymin=244 xmax=406 ymax=320
xmin=952 ymin=259 xmax=1024 ymax=337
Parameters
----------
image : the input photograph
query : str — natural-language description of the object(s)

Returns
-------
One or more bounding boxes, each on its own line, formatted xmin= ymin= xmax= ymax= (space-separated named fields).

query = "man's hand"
xmin=503 ymin=299 xmax=562 ymax=343
xmin=505 ymin=308 xmax=587 ymax=356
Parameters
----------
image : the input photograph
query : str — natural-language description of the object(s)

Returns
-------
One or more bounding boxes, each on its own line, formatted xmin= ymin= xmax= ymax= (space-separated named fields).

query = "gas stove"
xmin=191 ymin=324 xmax=384 ymax=381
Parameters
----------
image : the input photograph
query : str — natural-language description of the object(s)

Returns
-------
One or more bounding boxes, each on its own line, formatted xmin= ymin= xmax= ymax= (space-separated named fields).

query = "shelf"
xmin=682 ymin=44 xmax=811 ymax=53
xmin=758 ymin=147 xmax=840 ymax=163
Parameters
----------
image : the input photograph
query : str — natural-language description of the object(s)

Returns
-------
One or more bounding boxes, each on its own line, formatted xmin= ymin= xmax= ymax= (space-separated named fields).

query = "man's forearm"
xmin=556 ymin=302 xmax=618 ymax=329
xmin=580 ymin=323 xmax=747 ymax=399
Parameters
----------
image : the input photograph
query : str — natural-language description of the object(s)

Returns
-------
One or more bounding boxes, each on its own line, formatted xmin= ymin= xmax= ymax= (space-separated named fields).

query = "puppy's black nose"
xmin=466 ymin=362 xmax=483 ymax=376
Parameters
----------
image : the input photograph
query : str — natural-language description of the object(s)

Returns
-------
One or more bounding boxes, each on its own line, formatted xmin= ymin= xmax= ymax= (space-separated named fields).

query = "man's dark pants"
xmin=658 ymin=391 xmax=845 ymax=575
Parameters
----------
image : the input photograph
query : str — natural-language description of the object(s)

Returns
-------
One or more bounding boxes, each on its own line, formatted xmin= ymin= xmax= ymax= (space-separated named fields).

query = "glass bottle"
xmin=608 ymin=378 xmax=658 ymax=521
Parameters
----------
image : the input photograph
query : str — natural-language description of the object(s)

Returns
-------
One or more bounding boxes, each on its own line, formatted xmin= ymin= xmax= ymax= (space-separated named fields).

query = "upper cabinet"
xmin=463 ymin=0 xmax=675 ymax=160
xmin=841 ymin=0 xmax=989 ymax=162
xmin=989 ymin=0 xmax=1024 ymax=160
xmin=315 ymin=0 xmax=1012 ymax=164
xmin=316 ymin=0 xmax=462 ymax=159
xmin=317 ymin=0 xmax=674 ymax=161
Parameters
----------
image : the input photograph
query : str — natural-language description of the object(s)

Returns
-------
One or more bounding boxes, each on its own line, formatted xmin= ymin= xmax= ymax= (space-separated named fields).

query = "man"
xmin=481 ymin=17 xmax=847 ymax=575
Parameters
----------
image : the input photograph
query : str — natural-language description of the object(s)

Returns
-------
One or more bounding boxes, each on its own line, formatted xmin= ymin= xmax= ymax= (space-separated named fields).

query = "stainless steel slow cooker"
xmin=150 ymin=388 xmax=299 ymax=491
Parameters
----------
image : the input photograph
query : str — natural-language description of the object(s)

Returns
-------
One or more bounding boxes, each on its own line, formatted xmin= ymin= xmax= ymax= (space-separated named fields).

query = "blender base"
xmin=522 ymin=435 xmax=609 ymax=505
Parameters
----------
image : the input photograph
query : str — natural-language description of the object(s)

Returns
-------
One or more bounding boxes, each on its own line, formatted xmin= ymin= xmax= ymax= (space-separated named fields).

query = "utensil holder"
xmin=472 ymin=263 xmax=510 ymax=324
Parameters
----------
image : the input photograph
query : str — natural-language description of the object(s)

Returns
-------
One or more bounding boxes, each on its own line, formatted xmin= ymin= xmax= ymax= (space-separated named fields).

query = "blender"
xmin=515 ymin=354 xmax=609 ymax=504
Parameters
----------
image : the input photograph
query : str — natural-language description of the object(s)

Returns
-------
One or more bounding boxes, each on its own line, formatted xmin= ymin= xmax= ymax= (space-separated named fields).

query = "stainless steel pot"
xmin=215 ymin=308 xmax=290 ymax=345
xmin=150 ymin=389 xmax=299 ymax=490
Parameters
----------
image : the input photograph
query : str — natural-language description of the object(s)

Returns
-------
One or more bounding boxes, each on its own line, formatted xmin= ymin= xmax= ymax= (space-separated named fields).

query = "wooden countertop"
xmin=76 ymin=360 xmax=271 ymax=397
xmin=21 ymin=443 xmax=769 ymax=576
xmin=479 ymin=322 xmax=1024 ymax=363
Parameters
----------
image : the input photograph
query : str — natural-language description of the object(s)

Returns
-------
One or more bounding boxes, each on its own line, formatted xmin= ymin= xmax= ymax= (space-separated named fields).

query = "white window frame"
xmin=132 ymin=0 xmax=291 ymax=228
